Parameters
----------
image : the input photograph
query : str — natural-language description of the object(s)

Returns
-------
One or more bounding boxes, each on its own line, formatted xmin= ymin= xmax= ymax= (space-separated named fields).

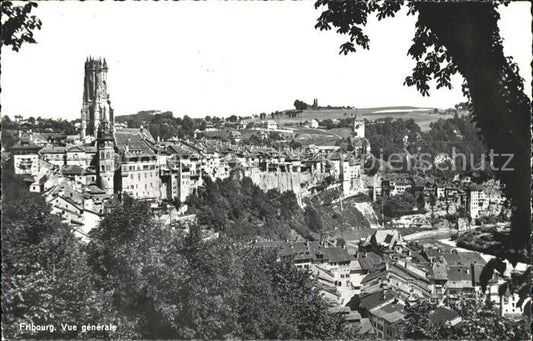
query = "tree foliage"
xmin=2 ymin=168 xmax=356 ymax=339
xmin=365 ymin=118 xmax=421 ymax=160
xmin=87 ymin=208 xmax=357 ymax=339
xmin=1 ymin=1 xmax=42 ymax=52
xmin=419 ymin=113 xmax=489 ymax=175
xmin=403 ymin=301 xmax=452 ymax=340
xmin=294 ymin=99 xmax=309 ymax=110
xmin=1 ymin=164 xmax=102 ymax=339
xmin=404 ymin=297 xmax=530 ymax=340
xmin=187 ymin=175 xmax=310 ymax=240
xmin=382 ymin=192 xmax=417 ymax=218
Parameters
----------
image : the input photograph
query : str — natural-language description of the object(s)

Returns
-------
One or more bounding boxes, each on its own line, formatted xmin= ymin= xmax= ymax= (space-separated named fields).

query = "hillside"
xmin=115 ymin=110 xmax=172 ymax=123
xmin=114 ymin=107 xmax=468 ymax=132
xmin=252 ymin=106 xmax=467 ymax=131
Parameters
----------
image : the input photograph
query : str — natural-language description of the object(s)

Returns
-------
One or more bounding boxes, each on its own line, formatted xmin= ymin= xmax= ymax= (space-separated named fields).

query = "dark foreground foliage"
xmin=1 ymin=166 xmax=357 ymax=339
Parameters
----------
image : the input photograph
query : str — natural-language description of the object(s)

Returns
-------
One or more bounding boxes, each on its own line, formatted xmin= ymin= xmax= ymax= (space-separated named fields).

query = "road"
xmin=402 ymin=222 xmax=509 ymax=241
xmin=402 ymin=228 xmax=453 ymax=241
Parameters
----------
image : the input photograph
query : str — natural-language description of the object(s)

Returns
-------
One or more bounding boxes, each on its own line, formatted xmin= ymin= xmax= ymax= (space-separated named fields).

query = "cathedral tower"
xmin=81 ymin=57 xmax=114 ymax=138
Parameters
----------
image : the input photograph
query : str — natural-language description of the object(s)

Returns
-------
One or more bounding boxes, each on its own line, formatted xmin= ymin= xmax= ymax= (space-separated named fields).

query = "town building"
xmin=11 ymin=137 xmax=42 ymax=176
xmin=467 ymin=184 xmax=488 ymax=219
xmin=115 ymin=128 xmax=160 ymax=200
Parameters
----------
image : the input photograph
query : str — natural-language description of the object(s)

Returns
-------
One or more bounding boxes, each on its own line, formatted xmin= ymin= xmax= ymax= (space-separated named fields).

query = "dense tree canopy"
xmin=187 ymin=175 xmax=311 ymax=240
xmin=382 ymin=192 xmax=417 ymax=218
xmin=365 ymin=118 xmax=421 ymax=160
xmin=294 ymin=99 xmax=309 ymax=110
xmin=2 ymin=167 xmax=357 ymax=339
xmin=420 ymin=114 xmax=489 ymax=174
xmin=187 ymin=174 xmax=369 ymax=241
xmin=1 ymin=164 xmax=101 ymax=339
xmin=403 ymin=297 xmax=529 ymax=340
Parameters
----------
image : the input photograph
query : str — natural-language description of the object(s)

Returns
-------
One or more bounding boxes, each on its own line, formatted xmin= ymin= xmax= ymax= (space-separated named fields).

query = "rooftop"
xmin=115 ymin=130 xmax=155 ymax=156
xmin=359 ymin=290 xmax=396 ymax=311
xmin=371 ymin=300 xmax=405 ymax=323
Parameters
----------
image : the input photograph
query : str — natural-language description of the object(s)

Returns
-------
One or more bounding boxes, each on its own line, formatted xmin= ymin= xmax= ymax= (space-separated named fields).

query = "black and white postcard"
xmin=1 ymin=1 xmax=531 ymax=340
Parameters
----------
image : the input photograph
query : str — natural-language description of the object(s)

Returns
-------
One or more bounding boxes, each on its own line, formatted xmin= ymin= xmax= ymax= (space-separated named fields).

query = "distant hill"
xmin=115 ymin=106 xmax=464 ymax=132
xmin=252 ymin=106 xmax=466 ymax=131
xmin=115 ymin=110 xmax=173 ymax=124
xmin=275 ymin=106 xmax=437 ymax=121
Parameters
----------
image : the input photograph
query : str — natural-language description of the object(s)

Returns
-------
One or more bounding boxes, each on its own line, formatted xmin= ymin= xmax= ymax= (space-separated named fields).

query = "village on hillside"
xmin=3 ymin=57 xmax=529 ymax=339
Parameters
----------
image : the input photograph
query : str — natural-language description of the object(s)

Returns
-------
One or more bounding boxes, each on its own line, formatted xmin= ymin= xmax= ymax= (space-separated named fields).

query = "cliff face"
xmin=250 ymin=171 xmax=311 ymax=206
xmin=353 ymin=202 xmax=380 ymax=229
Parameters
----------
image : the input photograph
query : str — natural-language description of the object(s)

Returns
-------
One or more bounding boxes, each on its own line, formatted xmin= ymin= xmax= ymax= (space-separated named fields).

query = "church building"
xmin=80 ymin=57 xmax=157 ymax=199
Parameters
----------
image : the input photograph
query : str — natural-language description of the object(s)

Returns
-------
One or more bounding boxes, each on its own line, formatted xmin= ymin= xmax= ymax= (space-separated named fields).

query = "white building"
xmin=353 ymin=115 xmax=365 ymax=138
xmin=266 ymin=120 xmax=278 ymax=131
xmin=10 ymin=138 xmax=42 ymax=176
xmin=309 ymin=119 xmax=319 ymax=129
xmin=467 ymin=185 xmax=489 ymax=219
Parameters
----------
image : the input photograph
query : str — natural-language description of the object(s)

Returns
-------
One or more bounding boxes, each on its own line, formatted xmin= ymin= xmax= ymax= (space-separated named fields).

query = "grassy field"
xmin=254 ymin=106 xmax=467 ymax=132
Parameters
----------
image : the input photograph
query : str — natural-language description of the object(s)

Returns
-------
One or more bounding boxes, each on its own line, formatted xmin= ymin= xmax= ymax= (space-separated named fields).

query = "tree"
xmin=315 ymin=0 xmax=530 ymax=271
xmin=404 ymin=297 xmax=529 ymax=340
xmin=87 ymin=195 xmax=185 ymax=338
xmin=403 ymin=301 xmax=443 ymax=339
xmin=305 ymin=206 xmax=323 ymax=233
xmin=428 ymin=194 xmax=437 ymax=218
xmin=1 ymin=164 xmax=106 ymax=339
xmin=383 ymin=193 xmax=417 ymax=218
xmin=181 ymin=115 xmax=194 ymax=137
xmin=294 ymin=99 xmax=308 ymax=110
xmin=1 ymin=1 xmax=42 ymax=52
xmin=416 ymin=193 xmax=425 ymax=211
xmin=289 ymin=139 xmax=302 ymax=149
xmin=448 ymin=295 xmax=529 ymax=340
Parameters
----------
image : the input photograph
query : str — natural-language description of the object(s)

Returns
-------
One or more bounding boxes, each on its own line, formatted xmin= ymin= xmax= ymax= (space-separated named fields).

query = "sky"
xmin=1 ymin=1 xmax=531 ymax=120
